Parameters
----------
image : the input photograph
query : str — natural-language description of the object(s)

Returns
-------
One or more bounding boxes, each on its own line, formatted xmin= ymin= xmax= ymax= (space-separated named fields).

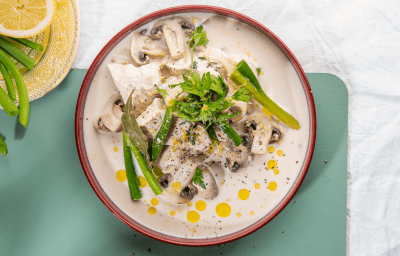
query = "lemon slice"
xmin=0 ymin=0 xmax=55 ymax=38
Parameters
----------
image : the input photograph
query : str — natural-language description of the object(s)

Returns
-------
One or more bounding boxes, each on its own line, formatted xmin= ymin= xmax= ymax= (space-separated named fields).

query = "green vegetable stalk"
xmin=0 ymin=82 xmax=19 ymax=117
xmin=124 ymin=131 xmax=163 ymax=195
xmin=0 ymin=62 xmax=16 ymax=101
xmin=0 ymin=35 xmax=35 ymax=70
xmin=151 ymin=106 xmax=173 ymax=161
xmin=0 ymin=48 xmax=30 ymax=128
xmin=206 ymin=123 xmax=219 ymax=145
xmin=8 ymin=37 xmax=44 ymax=51
xmin=122 ymin=131 xmax=142 ymax=200
xmin=0 ymin=133 xmax=7 ymax=156
xmin=229 ymin=68 xmax=300 ymax=130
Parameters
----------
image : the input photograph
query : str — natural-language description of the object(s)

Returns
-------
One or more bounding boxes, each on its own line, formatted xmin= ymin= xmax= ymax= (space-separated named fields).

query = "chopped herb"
xmin=193 ymin=167 xmax=206 ymax=189
xmin=198 ymin=57 xmax=206 ymax=60
xmin=256 ymin=67 xmax=261 ymax=76
xmin=193 ymin=60 xmax=198 ymax=70
xmin=156 ymin=88 xmax=168 ymax=98
xmin=232 ymin=87 xmax=251 ymax=102
xmin=206 ymin=61 xmax=218 ymax=68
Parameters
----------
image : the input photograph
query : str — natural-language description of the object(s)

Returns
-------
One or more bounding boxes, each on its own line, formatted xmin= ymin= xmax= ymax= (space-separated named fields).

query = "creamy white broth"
xmin=83 ymin=13 xmax=309 ymax=238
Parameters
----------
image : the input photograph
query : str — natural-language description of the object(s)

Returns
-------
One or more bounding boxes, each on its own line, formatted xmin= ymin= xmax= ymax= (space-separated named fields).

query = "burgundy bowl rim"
xmin=75 ymin=5 xmax=317 ymax=247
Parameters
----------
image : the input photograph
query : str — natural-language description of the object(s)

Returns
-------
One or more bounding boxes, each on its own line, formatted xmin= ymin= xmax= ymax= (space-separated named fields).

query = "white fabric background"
xmin=73 ymin=1 xmax=400 ymax=255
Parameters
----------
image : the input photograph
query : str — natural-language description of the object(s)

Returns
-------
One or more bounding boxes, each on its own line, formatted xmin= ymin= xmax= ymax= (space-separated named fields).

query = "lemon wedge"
xmin=0 ymin=0 xmax=55 ymax=38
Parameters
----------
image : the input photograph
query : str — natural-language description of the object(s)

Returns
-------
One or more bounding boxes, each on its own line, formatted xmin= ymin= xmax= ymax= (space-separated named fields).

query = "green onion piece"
xmin=124 ymin=131 xmax=163 ymax=195
xmin=0 ymin=83 xmax=19 ymax=117
xmin=7 ymin=37 xmax=44 ymax=51
xmin=0 ymin=35 xmax=35 ymax=70
xmin=236 ymin=60 xmax=263 ymax=92
xmin=230 ymin=69 xmax=300 ymax=130
xmin=206 ymin=123 xmax=219 ymax=145
xmin=215 ymin=121 xmax=242 ymax=147
xmin=0 ymin=62 xmax=16 ymax=101
xmin=151 ymin=106 xmax=173 ymax=161
xmin=122 ymin=131 xmax=142 ymax=200
xmin=0 ymin=133 xmax=7 ymax=156
xmin=0 ymin=48 xmax=29 ymax=128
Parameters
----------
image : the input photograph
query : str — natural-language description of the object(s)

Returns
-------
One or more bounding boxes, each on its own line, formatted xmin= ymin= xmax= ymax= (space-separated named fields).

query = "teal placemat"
xmin=0 ymin=71 xmax=347 ymax=255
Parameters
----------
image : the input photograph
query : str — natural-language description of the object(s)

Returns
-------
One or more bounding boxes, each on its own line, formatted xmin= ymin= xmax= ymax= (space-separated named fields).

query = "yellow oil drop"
xmin=267 ymin=146 xmax=275 ymax=153
xmin=267 ymin=160 xmax=278 ymax=170
xmin=263 ymin=107 xmax=273 ymax=117
xmin=277 ymin=150 xmax=284 ymax=157
xmin=187 ymin=201 xmax=193 ymax=207
xmin=148 ymin=207 xmax=157 ymax=215
xmin=274 ymin=169 xmax=280 ymax=175
xmin=216 ymin=203 xmax=231 ymax=218
xmin=113 ymin=146 xmax=119 ymax=152
xmin=151 ymin=198 xmax=159 ymax=206
xmin=269 ymin=181 xmax=278 ymax=191
xmin=138 ymin=176 xmax=147 ymax=188
xmin=250 ymin=211 xmax=255 ymax=216
xmin=238 ymin=189 xmax=250 ymax=200
xmin=116 ymin=170 xmax=127 ymax=182
xmin=237 ymin=212 xmax=242 ymax=218
xmin=195 ymin=200 xmax=207 ymax=211
xmin=187 ymin=211 xmax=200 ymax=223
xmin=254 ymin=183 xmax=261 ymax=189
xmin=170 ymin=211 xmax=176 ymax=216
xmin=171 ymin=181 xmax=181 ymax=192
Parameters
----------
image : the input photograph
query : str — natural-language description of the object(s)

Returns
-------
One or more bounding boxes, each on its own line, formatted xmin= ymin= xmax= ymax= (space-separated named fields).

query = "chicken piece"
xmin=165 ymin=117 xmax=212 ymax=152
xmin=136 ymin=98 xmax=166 ymax=139
xmin=165 ymin=55 xmax=220 ymax=77
xmin=107 ymin=63 xmax=161 ymax=117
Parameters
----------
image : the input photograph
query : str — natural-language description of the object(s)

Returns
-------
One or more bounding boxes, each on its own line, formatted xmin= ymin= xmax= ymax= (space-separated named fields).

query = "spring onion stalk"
xmin=229 ymin=69 xmax=300 ymax=130
xmin=235 ymin=60 xmax=263 ymax=92
xmin=215 ymin=120 xmax=242 ymax=147
xmin=0 ymin=48 xmax=29 ymax=128
xmin=0 ymin=35 xmax=35 ymax=70
xmin=124 ymin=131 xmax=163 ymax=195
xmin=0 ymin=63 xmax=16 ymax=101
xmin=151 ymin=106 xmax=173 ymax=161
xmin=206 ymin=123 xmax=219 ymax=145
xmin=7 ymin=37 xmax=44 ymax=51
xmin=0 ymin=133 xmax=7 ymax=156
xmin=122 ymin=132 xmax=142 ymax=200
xmin=0 ymin=83 xmax=19 ymax=117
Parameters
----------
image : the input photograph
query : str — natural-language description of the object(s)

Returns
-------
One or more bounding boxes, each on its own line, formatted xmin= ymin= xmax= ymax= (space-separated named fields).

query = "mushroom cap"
xmin=158 ymin=165 xmax=198 ymax=204
xmin=130 ymin=30 xmax=168 ymax=65
xmin=192 ymin=165 xmax=218 ymax=200
xmin=94 ymin=94 xmax=124 ymax=133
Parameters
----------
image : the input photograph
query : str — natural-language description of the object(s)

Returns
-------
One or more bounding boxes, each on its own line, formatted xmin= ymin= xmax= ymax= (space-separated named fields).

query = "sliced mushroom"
xmin=158 ymin=163 xmax=198 ymax=204
xmin=192 ymin=165 xmax=218 ymax=200
xmin=94 ymin=94 xmax=124 ymax=133
xmin=130 ymin=30 xmax=169 ymax=65
xmin=246 ymin=115 xmax=284 ymax=155
xmin=227 ymin=100 xmax=247 ymax=122
xmin=150 ymin=17 xmax=195 ymax=59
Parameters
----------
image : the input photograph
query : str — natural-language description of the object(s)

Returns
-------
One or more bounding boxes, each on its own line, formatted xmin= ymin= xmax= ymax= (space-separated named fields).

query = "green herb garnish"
xmin=188 ymin=25 xmax=209 ymax=72
xmin=256 ymin=67 xmax=261 ymax=76
xmin=193 ymin=167 xmax=206 ymax=189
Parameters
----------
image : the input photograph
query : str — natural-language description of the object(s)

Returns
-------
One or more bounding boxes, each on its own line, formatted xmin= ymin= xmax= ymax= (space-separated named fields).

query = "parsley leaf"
xmin=256 ymin=67 xmax=261 ymax=76
xmin=210 ymin=73 xmax=226 ymax=96
xmin=193 ymin=167 xmax=206 ymax=189
xmin=157 ymin=88 xmax=168 ymax=98
xmin=232 ymin=87 xmax=251 ymax=102
xmin=188 ymin=25 xmax=209 ymax=49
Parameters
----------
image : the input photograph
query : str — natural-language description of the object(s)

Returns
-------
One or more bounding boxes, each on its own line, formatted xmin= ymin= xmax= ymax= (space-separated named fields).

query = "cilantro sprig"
xmin=188 ymin=25 xmax=209 ymax=72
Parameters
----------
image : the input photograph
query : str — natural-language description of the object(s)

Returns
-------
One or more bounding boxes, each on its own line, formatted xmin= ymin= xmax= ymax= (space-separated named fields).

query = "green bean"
xmin=0 ymin=133 xmax=7 ymax=156
xmin=122 ymin=132 xmax=142 ymax=200
xmin=0 ymin=48 xmax=29 ymax=128
xmin=215 ymin=120 xmax=242 ymax=147
xmin=124 ymin=131 xmax=163 ymax=195
xmin=0 ymin=82 xmax=19 ymax=117
xmin=7 ymin=37 xmax=44 ymax=51
xmin=230 ymin=68 xmax=300 ymax=130
xmin=206 ymin=123 xmax=219 ymax=145
xmin=0 ymin=35 xmax=35 ymax=70
xmin=0 ymin=62 xmax=16 ymax=101
xmin=151 ymin=106 xmax=173 ymax=161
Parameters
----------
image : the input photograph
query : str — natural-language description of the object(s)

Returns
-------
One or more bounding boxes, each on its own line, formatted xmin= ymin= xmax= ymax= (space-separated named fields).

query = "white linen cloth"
xmin=73 ymin=1 xmax=400 ymax=255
